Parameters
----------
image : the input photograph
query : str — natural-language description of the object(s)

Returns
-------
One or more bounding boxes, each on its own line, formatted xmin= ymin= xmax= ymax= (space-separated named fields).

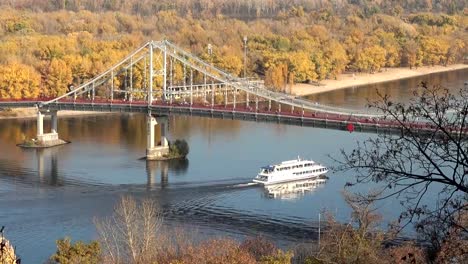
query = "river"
xmin=0 ymin=68 xmax=466 ymax=263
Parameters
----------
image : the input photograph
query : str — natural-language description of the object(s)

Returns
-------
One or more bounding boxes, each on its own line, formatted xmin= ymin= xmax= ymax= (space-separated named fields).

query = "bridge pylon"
xmin=36 ymin=109 xmax=66 ymax=147
xmin=146 ymin=113 xmax=169 ymax=160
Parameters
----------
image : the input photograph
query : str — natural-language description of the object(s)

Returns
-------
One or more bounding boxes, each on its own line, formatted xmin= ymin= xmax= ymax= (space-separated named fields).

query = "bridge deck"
xmin=0 ymin=99 xmax=449 ymax=135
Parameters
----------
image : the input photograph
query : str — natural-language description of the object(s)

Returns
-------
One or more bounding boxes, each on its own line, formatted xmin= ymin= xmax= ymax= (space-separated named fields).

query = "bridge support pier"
xmin=34 ymin=110 xmax=67 ymax=147
xmin=146 ymin=114 xmax=170 ymax=160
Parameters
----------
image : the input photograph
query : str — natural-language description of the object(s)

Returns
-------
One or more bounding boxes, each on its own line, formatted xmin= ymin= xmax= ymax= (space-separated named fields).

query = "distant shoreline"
xmin=0 ymin=107 xmax=109 ymax=120
xmin=291 ymin=64 xmax=468 ymax=96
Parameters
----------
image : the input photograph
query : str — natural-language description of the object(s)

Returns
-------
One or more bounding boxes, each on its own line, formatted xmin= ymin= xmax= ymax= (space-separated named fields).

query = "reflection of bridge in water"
xmin=0 ymin=40 xmax=444 ymax=159
xmin=146 ymin=158 xmax=189 ymax=189
xmin=10 ymin=148 xmax=189 ymax=189
xmin=36 ymin=148 xmax=59 ymax=185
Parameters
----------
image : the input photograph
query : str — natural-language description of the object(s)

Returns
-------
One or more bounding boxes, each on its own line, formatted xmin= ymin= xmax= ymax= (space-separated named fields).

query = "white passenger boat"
xmin=253 ymin=157 xmax=328 ymax=185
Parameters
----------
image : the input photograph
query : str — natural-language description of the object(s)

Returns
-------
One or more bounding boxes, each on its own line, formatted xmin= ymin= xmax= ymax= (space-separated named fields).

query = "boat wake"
xmin=231 ymin=182 xmax=259 ymax=188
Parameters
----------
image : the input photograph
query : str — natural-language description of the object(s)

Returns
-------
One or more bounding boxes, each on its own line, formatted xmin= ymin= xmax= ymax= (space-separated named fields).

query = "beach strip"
xmin=0 ymin=107 xmax=110 ymax=120
xmin=291 ymin=64 xmax=468 ymax=96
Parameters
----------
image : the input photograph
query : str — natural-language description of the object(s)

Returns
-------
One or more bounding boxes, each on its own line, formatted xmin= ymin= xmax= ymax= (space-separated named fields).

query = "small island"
xmin=147 ymin=139 xmax=189 ymax=161
xmin=17 ymin=136 xmax=69 ymax=149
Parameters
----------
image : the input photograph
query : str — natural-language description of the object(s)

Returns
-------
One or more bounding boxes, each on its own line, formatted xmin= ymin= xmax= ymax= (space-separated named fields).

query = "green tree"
xmin=50 ymin=237 xmax=101 ymax=264
xmin=170 ymin=139 xmax=189 ymax=157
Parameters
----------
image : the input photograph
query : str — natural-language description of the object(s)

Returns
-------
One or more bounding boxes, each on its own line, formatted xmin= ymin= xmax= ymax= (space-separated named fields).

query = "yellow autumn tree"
xmin=376 ymin=30 xmax=401 ymax=67
xmin=420 ymin=37 xmax=450 ymax=66
xmin=403 ymin=39 xmax=419 ymax=69
xmin=214 ymin=54 xmax=243 ymax=77
xmin=0 ymin=62 xmax=40 ymax=99
xmin=355 ymin=45 xmax=386 ymax=73
xmin=63 ymin=54 xmax=92 ymax=85
xmin=40 ymin=58 xmax=73 ymax=97
xmin=288 ymin=51 xmax=317 ymax=83
xmin=445 ymin=39 xmax=464 ymax=65
xmin=325 ymin=40 xmax=348 ymax=79
xmin=265 ymin=63 xmax=288 ymax=91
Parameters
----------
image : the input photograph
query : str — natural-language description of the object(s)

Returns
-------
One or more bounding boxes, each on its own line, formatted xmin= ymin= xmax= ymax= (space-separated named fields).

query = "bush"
xmin=50 ymin=237 xmax=101 ymax=264
xmin=169 ymin=139 xmax=189 ymax=157
xmin=260 ymin=250 xmax=293 ymax=264
xmin=174 ymin=238 xmax=256 ymax=264
xmin=240 ymin=236 xmax=277 ymax=261
xmin=22 ymin=138 xmax=36 ymax=147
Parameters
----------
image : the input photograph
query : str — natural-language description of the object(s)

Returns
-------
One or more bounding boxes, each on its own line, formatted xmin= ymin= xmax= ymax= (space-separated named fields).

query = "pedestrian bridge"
xmin=0 ymin=40 xmax=439 ymax=159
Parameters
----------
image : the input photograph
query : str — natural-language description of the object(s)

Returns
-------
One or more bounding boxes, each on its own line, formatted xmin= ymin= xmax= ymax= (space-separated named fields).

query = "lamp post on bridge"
xmin=207 ymin=43 xmax=213 ymax=57
xmin=243 ymin=36 xmax=247 ymax=79
xmin=243 ymin=36 xmax=250 ymax=108
xmin=207 ymin=44 xmax=214 ymax=107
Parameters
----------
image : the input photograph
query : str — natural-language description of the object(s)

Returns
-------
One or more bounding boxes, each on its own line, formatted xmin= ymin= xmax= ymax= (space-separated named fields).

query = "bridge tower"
xmin=36 ymin=109 xmax=65 ymax=147
xmin=146 ymin=113 xmax=170 ymax=160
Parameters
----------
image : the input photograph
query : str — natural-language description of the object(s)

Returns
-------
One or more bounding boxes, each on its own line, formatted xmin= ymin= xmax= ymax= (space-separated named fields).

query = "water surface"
xmin=1 ymin=69 xmax=465 ymax=263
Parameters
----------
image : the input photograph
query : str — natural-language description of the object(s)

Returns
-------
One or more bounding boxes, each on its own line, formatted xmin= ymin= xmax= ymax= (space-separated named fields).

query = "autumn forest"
xmin=0 ymin=0 xmax=466 ymax=99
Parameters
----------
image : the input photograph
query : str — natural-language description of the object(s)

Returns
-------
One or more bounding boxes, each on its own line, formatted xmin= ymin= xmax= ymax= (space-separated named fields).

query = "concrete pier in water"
xmin=34 ymin=109 xmax=68 ymax=147
xmin=146 ymin=114 xmax=170 ymax=160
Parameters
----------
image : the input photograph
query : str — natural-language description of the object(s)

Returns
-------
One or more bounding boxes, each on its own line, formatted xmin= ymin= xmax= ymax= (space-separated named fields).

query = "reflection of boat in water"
xmin=253 ymin=156 xmax=328 ymax=185
xmin=264 ymin=176 xmax=328 ymax=199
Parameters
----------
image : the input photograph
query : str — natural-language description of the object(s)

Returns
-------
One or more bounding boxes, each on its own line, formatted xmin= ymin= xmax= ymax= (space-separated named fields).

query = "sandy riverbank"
xmin=291 ymin=64 xmax=468 ymax=96
xmin=0 ymin=107 xmax=109 ymax=120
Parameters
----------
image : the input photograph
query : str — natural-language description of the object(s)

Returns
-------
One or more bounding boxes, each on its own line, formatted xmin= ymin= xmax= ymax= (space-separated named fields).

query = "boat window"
xmin=261 ymin=167 xmax=275 ymax=174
